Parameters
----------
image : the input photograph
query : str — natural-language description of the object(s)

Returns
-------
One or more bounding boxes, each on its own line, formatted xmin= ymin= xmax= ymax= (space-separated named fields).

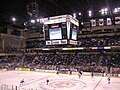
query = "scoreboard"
xmin=43 ymin=15 xmax=79 ymax=45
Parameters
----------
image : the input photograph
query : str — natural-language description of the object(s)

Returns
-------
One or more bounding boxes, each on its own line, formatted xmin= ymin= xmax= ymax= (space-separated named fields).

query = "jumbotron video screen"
xmin=49 ymin=28 xmax=62 ymax=40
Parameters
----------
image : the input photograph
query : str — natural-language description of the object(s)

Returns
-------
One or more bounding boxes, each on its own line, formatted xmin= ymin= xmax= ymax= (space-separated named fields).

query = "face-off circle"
xmin=49 ymin=80 xmax=76 ymax=88
xmin=39 ymin=77 xmax=87 ymax=90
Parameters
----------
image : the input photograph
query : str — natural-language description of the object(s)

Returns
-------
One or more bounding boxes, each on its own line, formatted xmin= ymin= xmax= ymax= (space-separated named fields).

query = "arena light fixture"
xmin=100 ymin=8 xmax=109 ymax=15
xmin=101 ymin=12 xmax=104 ymax=15
xmin=89 ymin=10 xmax=92 ymax=14
xmin=24 ymin=22 xmax=27 ymax=26
xmin=114 ymin=7 xmax=120 ymax=13
xmin=81 ymin=22 xmax=83 ymax=25
xmin=36 ymin=18 xmax=40 ymax=22
xmin=12 ymin=17 xmax=16 ymax=22
xmin=101 ymin=9 xmax=105 ymax=15
xmin=104 ymin=8 xmax=108 ymax=12
xmin=114 ymin=8 xmax=118 ymax=13
xmin=31 ymin=19 xmax=35 ymax=23
xmin=89 ymin=13 xmax=92 ymax=17
xmin=88 ymin=10 xmax=92 ymax=17
xmin=105 ymin=11 xmax=108 ymax=14
xmin=79 ymin=12 xmax=82 ymax=16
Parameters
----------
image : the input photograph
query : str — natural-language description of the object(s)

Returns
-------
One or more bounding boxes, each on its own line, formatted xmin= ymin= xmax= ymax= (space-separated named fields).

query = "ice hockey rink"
xmin=0 ymin=71 xmax=120 ymax=90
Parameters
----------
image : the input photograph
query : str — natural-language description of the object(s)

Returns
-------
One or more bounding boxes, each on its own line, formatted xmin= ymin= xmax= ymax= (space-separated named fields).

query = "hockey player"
xmin=108 ymin=77 xmax=111 ymax=84
xmin=20 ymin=79 xmax=25 ymax=86
xmin=46 ymin=79 xmax=49 ymax=85
xmin=91 ymin=72 xmax=94 ymax=78
xmin=68 ymin=70 xmax=72 ymax=75
xmin=78 ymin=71 xmax=82 ymax=78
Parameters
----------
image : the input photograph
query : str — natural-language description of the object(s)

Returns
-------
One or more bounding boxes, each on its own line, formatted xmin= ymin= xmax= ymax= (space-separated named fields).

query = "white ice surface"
xmin=0 ymin=71 xmax=120 ymax=90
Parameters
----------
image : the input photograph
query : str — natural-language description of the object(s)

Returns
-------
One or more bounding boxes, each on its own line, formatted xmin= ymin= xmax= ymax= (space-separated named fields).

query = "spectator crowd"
xmin=0 ymin=53 xmax=120 ymax=74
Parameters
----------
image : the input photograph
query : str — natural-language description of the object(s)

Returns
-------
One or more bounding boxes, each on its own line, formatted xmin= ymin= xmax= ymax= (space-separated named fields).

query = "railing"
xmin=0 ymin=84 xmax=37 ymax=90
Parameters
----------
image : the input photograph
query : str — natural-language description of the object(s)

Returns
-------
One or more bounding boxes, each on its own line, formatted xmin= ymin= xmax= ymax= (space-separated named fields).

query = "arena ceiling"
xmin=0 ymin=0 xmax=120 ymax=27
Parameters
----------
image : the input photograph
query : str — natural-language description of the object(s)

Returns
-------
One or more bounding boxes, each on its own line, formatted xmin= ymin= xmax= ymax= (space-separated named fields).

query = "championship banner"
xmin=107 ymin=18 xmax=112 ymax=25
xmin=90 ymin=19 xmax=96 ymax=26
xmin=99 ymin=19 xmax=104 ymax=26
xmin=115 ymin=17 xmax=120 ymax=24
